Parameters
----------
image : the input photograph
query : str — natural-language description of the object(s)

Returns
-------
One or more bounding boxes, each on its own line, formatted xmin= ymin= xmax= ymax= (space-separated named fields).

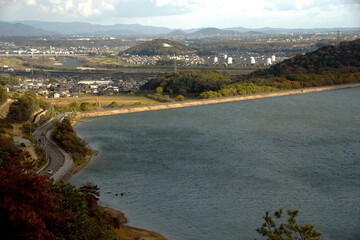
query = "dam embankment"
xmin=76 ymin=83 xmax=360 ymax=120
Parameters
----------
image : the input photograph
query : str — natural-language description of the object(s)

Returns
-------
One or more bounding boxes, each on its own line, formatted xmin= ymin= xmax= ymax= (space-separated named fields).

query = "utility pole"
xmin=173 ymin=54 xmax=177 ymax=72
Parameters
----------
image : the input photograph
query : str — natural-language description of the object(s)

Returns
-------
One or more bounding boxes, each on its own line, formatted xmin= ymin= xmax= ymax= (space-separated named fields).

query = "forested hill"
xmin=124 ymin=39 xmax=195 ymax=56
xmin=254 ymin=39 xmax=360 ymax=76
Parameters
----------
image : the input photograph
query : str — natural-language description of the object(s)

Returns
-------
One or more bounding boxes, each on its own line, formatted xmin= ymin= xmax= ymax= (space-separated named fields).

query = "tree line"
xmin=142 ymin=70 xmax=234 ymax=95
xmin=52 ymin=118 xmax=93 ymax=168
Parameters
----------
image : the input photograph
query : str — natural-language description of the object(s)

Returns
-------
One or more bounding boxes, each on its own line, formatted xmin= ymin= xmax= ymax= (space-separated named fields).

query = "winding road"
xmin=33 ymin=114 xmax=74 ymax=183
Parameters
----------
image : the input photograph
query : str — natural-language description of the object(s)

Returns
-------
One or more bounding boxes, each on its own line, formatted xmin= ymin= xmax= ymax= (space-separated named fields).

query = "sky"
xmin=0 ymin=0 xmax=359 ymax=29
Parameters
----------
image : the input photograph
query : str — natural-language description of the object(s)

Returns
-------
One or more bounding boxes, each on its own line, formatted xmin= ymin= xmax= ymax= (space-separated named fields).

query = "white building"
xmin=227 ymin=57 xmax=233 ymax=65
xmin=250 ymin=57 xmax=256 ymax=64
xmin=266 ymin=58 xmax=272 ymax=65
xmin=78 ymin=80 xmax=95 ymax=85
xmin=214 ymin=57 xmax=218 ymax=63
xmin=271 ymin=55 xmax=276 ymax=62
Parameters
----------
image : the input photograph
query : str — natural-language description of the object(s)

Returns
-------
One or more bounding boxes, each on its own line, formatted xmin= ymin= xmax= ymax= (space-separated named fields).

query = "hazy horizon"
xmin=0 ymin=0 xmax=359 ymax=29
xmin=3 ymin=19 xmax=360 ymax=31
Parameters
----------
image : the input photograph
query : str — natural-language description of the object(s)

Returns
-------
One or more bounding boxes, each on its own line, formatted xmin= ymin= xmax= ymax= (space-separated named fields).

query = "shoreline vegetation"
xmin=75 ymin=83 xmax=360 ymax=121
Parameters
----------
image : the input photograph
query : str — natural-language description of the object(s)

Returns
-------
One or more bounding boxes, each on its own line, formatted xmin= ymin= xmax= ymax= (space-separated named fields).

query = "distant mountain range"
xmin=0 ymin=21 xmax=359 ymax=37
xmin=0 ymin=22 xmax=56 ymax=36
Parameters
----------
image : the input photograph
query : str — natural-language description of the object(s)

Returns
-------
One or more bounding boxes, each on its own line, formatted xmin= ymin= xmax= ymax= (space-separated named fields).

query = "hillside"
xmin=191 ymin=27 xmax=240 ymax=36
xmin=142 ymin=39 xmax=360 ymax=99
xmin=124 ymin=39 xmax=195 ymax=56
xmin=0 ymin=22 xmax=56 ymax=36
xmin=253 ymin=39 xmax=360 ymax=77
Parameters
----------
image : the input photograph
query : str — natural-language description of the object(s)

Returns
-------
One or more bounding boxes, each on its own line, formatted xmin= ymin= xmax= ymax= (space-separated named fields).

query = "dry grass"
xmin=75 ymin=56 xmax=137 ymax=68
xmin=24 ymin=146 xmax=38 ymax=161
xmin=0 ymin=99 xmax=14 ymax=119
xmin=0 ymin=57 xmax=26 ymax=69
xmin=40 ymin=95 xmax=159 ymax=109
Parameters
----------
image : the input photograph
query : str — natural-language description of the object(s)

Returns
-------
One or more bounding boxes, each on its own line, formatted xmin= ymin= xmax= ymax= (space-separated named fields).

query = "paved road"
xmin=33 ymin=114 xmax=66 ymax=178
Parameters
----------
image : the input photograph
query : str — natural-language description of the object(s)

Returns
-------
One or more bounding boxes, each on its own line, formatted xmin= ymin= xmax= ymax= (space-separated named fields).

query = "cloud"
xmin=102 ymin=0 xmax=115 ymax=10
xmin=25 ymin=0 xmax=36 ymax=6
xmin=77 ymin=0 xmax=100 ymax=17
xmin=0 ymin=0 xmax=359 ymax=28
xmin=49 ymin=0 xmax=61 ymax=4
xmin=65 ymin=0 xmax=74 ymax=10
xmin=39 ymin=4 xmax=50 ymax=12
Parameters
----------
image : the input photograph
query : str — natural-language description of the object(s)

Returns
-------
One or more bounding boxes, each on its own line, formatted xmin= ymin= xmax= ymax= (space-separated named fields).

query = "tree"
xmin=156 ymin=86 xmax=163 ymax=94
xmin=46 ymin=104 xmax=56 ymax=119
xmin=0 ymin=146 xmax=116 ymax=240
xmin=0 ymin=150 xmax=72 ymax=240
xmin=256 ymin=209 xmax=322 ymax=240
xmin=50 ymin=183 xmax=114 ymax=240
xmin=0 ymin=85 xmax=7 ymax=105
xmin=108 ymin=101 xmax=119 ymax=108
xmin=6 ymin=91 xmax=40 ymax=123
xmin=79 ymin=102 xmax=96 ymax=111
xmin=0 ymin=75 xmax=19 ymax=85
xmin=174 ymin=95 xmax=186 ymax=101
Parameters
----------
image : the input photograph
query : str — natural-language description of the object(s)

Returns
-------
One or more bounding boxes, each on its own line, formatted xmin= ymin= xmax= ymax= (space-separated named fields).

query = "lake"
xmin=71 ymin=88 xmax=360 ymax=240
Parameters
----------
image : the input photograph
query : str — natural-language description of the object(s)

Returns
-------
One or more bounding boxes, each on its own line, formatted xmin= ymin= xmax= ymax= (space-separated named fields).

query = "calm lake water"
xmin=71 ymin=88 xmax=360 ymax=240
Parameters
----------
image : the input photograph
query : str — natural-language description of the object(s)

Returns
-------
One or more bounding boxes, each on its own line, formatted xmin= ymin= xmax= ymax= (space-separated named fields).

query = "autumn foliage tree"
xmin=0 ymin=85 xmax=7 ymax=105
xmin=0 ymin=149 xmax=72 ymax=240
xmin=6 ymin=91 xmax=40 ymax=123
xmin=0 ymin=135 xmax=117 ymax=240
xmin=52 ymin=117 xmax=91 ymax=166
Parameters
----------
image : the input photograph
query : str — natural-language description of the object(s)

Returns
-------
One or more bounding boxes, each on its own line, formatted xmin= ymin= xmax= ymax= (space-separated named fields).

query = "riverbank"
xmin=75 ymin=83 xmax=360 ymax=120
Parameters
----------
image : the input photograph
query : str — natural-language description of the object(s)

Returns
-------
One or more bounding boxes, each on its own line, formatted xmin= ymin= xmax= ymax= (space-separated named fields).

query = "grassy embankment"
xmin=40 ymin=94 xmax=160 ymax=112
xmin=75 ymin=83 xmax=360 ymax=120
xmin=0 ymin=56 xmax=57 ymax=71
xmin=74 ymin=56 xmax=138 ymax=68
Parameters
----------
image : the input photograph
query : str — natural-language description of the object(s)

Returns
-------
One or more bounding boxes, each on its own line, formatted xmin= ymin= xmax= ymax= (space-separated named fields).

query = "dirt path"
xmin=0 ymin=99 xmax=14 ymax=119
